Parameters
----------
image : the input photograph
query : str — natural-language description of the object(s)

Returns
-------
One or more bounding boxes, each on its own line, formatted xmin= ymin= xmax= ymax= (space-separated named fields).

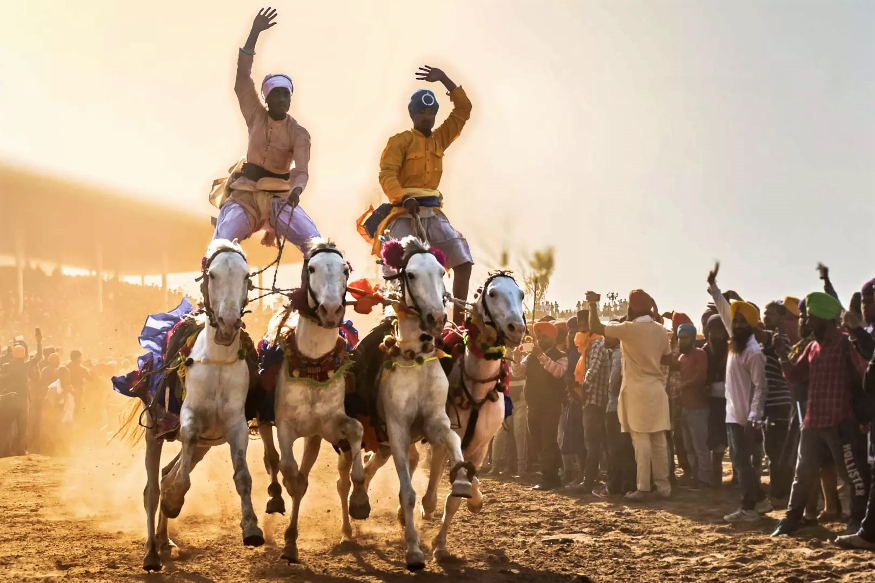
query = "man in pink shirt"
xmin=212 ymin=7 xmax=320 ymax=252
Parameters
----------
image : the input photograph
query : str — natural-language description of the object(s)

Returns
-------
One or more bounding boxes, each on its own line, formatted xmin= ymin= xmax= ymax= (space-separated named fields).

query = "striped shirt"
xmin=582 ymin=338 xmax=611 ymax=409
xmin=763 ymin=331 xmax=793 ymax=421
xmin=514 ymin=352 xmax=568 ymax=379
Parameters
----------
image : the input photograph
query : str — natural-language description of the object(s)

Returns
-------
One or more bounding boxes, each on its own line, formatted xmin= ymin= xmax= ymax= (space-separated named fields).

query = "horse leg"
xmin=463 ymin=444 xmax=489 ymax=513
xmin=337 ymin=450 xmax=355 ymax=542
xmin=397 ymin=444 xmax=421 ymax=526
xmin=160 ymin=420 xmax=197 ymax=519
xmin=422 ymin=444 xmax=448 ymax=521
xmin=260 ymin=424 xmax=285 ymax=515
xmin=226 ymin=418 xmax=263 ymax=547
xmin=336 ymin=416 xmax=370 ymax=521
xmin=280 ymin=434 xmax=319 ymax=561
xmin=363 ymin=444 xmax=391 ymax=491
xmin=424 ymin=413 xmax=472 ymax=499
xmin=143 ymin=428 xmax=163 ymax=572
xmin=276 ymin=420 xmax=302 ymax=563
xmin=156 ymin=445 xmax=209 ymax=553
xmin=387 ymin=422 xmax=425 ymax=571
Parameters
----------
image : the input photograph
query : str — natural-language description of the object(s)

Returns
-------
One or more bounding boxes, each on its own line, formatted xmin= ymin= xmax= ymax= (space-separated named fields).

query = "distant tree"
xmin=523 ymin=247 xmax=555 ymax=324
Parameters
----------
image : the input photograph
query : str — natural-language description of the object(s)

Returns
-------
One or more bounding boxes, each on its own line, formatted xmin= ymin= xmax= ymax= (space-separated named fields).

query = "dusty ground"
xmin=2 ymin=438 xmax=874 ymax=583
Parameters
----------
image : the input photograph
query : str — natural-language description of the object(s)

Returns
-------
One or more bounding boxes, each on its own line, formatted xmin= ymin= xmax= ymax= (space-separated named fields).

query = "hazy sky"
xmin=2 ymin=0 xmax=873 ymax=319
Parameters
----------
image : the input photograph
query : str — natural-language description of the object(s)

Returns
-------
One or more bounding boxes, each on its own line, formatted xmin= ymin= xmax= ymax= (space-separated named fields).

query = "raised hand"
xmin=415 ymin=66 xmax=447 ymax=83
xmin=252 ymin=7 xmax=278 ymax=33
xmin=707 ymin=261 xmax=720 ymax=286
xmin=585 ymin=291 xmax=600 ymax=304
xmin=816 ymin=262 xmax=829 ymax=281
xmin=842 ymin=309 xmax=863 ymax=332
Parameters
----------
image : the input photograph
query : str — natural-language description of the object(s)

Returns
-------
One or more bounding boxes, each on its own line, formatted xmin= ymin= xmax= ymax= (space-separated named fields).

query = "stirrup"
xmin=449 ymin=461 xmax=477 ymax=484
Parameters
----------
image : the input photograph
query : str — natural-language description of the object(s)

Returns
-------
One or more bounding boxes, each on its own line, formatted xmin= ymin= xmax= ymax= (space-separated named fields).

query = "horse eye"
xmin=407 ymin=272 xmax=416 ymax=280
xmin=308 ymin=266 xmax=316 ymax=274
xmin=488 ymin=291 xmax=496 ymax=298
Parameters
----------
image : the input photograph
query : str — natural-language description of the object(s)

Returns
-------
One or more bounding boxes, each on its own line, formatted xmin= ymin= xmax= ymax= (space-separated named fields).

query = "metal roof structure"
xmin=0 ymin=162 xmax=293 ymax=275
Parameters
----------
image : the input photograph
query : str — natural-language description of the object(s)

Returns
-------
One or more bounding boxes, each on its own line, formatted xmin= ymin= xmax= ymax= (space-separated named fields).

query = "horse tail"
xmin=111 ymin=398 xmax=146 ymax=447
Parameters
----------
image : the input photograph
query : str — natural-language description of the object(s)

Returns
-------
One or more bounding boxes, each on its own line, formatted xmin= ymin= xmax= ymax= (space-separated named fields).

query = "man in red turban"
xmin=584 ymin=290 xmax=672 ymax=501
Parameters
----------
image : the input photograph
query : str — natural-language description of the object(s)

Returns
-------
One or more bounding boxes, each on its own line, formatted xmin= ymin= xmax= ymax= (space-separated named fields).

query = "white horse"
xmin=139 ymin=239 xmax=262 ymax=571
xmin=257 ymin=240 xmax=370 ymax=564
xmin=340 ymin=237 xmax=474 ymax=571
xmin=423 ymin=272 xmax=525 ymax=560
xmin=358 ymin=272 xmax=525 ymax=561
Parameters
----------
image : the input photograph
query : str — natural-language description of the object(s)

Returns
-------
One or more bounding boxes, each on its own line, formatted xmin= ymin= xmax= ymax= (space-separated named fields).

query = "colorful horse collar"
xmin=281 ymin=327 xmax=352 ymax=386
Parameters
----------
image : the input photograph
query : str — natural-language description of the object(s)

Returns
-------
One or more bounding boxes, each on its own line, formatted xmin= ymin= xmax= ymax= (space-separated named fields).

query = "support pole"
xmin=162 ymin=250 xmax=169 ymax=306
xmin=15 ymin=229 xmax=24 ymax=315
xmin=258 ymin=271 xmax=264 ymax=309
xmin=96 ymin=244 xmax=104 ymax=314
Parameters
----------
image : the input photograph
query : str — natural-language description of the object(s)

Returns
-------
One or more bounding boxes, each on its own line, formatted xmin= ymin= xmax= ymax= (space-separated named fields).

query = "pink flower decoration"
xmin=432 ymin=248 xmax=447 ymax=267
xmin=381 ymin=240 xmax=405 ymax=270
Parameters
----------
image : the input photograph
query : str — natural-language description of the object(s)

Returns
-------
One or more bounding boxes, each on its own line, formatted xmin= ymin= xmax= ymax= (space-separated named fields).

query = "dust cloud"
xmin=49 ymin=398 xmax=431 ymax=546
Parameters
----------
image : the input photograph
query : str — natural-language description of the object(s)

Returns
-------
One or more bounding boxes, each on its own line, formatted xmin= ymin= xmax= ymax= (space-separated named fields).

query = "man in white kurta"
xmin=588 ymin=291 xmax=672 ymax=499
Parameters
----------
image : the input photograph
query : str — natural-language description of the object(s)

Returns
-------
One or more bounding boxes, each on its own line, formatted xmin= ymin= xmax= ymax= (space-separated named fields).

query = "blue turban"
xmin=677 ymin=323 xmax=697 ymax=339
xmin=408 ymin=89 xmax=439 ymax=118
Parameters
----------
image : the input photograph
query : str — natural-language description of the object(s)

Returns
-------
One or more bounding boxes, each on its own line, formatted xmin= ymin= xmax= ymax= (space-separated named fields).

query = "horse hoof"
xmin=266 ymin=497 xmax=286 ymax=515
xmin=467 ymin=498 xmax=483 ymax=514
xmin=143 ymin=550 xmax=162 ymax=572
xmin=281 ymin=546 xmax=299 ymax=564
xmin=158 ymin=539 xmax=177 ymax=555
xmin=349 ymin=499 xmax=371 ymax=521
xmin=243 ymin=526 xmax=265 ymax=547
xmin=433 ymin=548 xmax=453 ymax=563
xmin=451 ymin=479 xmax=472 ymax=499
xmin=406 ymin=551 xmax=426 ymax=572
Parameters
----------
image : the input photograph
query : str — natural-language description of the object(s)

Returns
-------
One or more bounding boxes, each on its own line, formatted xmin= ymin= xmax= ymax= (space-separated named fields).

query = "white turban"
xmin=261 ymin=74 xmax=294 ymax=100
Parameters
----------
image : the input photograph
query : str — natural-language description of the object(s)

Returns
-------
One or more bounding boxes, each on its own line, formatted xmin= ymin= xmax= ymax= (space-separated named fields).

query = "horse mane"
xmin=266 ymin=304 xmax=298 ymax=347
xmin=400 ymin=236 xmax=430 ymax=264
xmin=305 ymin=238 xmax=342 ymax=259
xmin=206 ymin=238 xmax=246 ymax=260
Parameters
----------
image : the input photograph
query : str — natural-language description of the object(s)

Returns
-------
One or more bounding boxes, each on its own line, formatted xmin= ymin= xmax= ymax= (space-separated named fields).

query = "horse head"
xmin=400 ymin=237 xmax=447 ymax=337
xmin=475 ymin=272 xmax=526 ymax=347
xmin=302 ymin=239 xmax=350 ymax=329
xmin=202 ymin=238 xmax=249 ymax=346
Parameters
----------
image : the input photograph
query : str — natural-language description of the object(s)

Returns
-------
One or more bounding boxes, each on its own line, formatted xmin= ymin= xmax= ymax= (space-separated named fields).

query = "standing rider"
xmin=212 ymin=7 xmax=320 ymax=252
xmin=358 ymin=66 xmax=473 ymax=324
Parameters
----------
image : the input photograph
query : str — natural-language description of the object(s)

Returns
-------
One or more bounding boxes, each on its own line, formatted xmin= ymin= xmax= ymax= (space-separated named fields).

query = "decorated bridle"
xmin=473 ymin=270 xmax=523 ymax=348
xmin=196 ymin=247 xmax=252 ymax=329
xmin=382 ymin=241 xmax=449 ymax=332
xmin=294 ymin=246 xmax=350 ymax=325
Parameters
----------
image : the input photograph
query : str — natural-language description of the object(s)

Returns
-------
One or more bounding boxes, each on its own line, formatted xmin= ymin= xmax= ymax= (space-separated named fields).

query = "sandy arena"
xmin=1 ymin=432 xmax=874 ymax=583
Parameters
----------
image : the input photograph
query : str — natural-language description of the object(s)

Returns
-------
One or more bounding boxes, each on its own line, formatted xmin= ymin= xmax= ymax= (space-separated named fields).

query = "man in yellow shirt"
xmin=359 ymin=66 xmax=473 ymax=324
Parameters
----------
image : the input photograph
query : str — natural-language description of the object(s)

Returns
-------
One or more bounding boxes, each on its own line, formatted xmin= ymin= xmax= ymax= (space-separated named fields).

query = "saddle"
xmin=149 ymin=315 xmax=260 ymax=441
xmin=345 ymin=318 xmax=396 ymax=453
